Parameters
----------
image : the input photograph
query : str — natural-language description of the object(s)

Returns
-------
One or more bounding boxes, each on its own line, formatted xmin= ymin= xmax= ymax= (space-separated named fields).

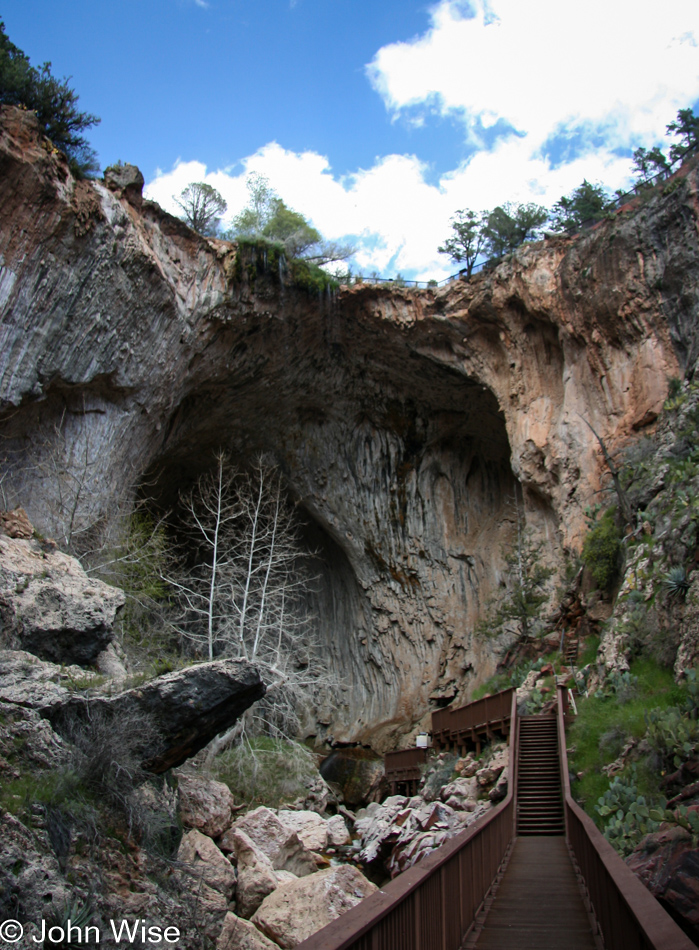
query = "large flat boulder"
xmin=0 ymin=533 xmax=124 ymax=665
xmin=47 ymin=658 xmax=265 ymax=772
xmin=251 ymin=865 xmax=377 ymax=948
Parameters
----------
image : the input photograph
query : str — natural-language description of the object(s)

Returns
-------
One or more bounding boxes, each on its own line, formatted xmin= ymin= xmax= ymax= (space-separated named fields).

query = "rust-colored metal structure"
xmin=296 ymin=686 xmax=696 ymax=950
xmin=384 ymin=747 xmax=429 ymax=796
xmin=431 ymin=687 xmax=513 ymax=754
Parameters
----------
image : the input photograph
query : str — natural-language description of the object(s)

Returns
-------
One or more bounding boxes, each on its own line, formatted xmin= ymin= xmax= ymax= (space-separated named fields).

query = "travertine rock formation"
xmin=0 ymin=532 xmax=124 ymax=664
xmin=2 ymin=105 xmax=697 ymax=746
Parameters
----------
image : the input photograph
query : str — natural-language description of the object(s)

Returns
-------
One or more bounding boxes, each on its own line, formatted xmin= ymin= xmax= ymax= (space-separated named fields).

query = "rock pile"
xmin=353 ymin=744 xmax=509 ymax=879
xmin=171 ymin=784 xmax=373 ymax=949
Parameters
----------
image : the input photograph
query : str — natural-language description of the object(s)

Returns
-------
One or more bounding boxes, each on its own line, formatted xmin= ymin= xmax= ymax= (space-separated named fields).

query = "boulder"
xmin=0 ymin=649 xmax=90 ymax=709
xmin=216 ymin=913 xmax=279 ymax=950
xmin=319 ymin=748 xmax=384 ymax=806
xmin=440 ymin=777 xmax=478 ymax=808
xmin=0 ymin=534 xmax=124 ymax=665
xmin=277 ymin=809 xmax=328 ymax=852
xmin=626 ymin=824 xmax=699 ymax=943
xmin=47 ymin=657 xmax=265 ymax=772
xmin=326 ymin=814 xmax=351 ymax=846
xmin=94 ymin=642 xmax=128 ymax=683
xmin=454 ymin=754 xmax=480 ymax=778
xmin=230 ymin=830 xmax=279 ymax=919
xmin=178 ymin=773 xmax=236 ymax=838
xmin=0 ymin=507 xmax=33 ymax=539
xmin=104 ymin=162 xmax=145 ymax=208
xmin=177 ymin=829 xmax=237 ymax=899
xmin=224 ymin=807 xmax=317 ymax=877
xmin=489 ymin=766 xmax=509 ymax=803
xmin=272 ymin=870 xmax=297 ymax=886
xmin=251 ymin=865 xmax=377 ymax=948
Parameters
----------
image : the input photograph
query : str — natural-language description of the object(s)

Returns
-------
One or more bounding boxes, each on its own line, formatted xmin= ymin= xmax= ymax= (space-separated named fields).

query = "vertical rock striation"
xmin=2 ymin=105 xmax=698 ymax=746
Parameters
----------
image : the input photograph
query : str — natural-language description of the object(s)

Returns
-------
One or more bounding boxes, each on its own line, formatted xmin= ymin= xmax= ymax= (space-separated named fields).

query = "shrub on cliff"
xmin=581 ymin=508 xmax=623 ymax=592
xmin=0 ymin=20 xmax=100 ymax=177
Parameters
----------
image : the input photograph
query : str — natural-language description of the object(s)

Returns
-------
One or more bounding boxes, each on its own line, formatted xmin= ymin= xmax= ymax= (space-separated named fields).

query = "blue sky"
xmin=4 ymin=1 xmax=699 ymax=280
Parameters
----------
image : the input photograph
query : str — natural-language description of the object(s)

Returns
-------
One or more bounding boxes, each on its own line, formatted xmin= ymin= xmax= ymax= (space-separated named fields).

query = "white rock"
xmin=216 ymin=912 xmax=278 ymax=950
xmin=177 ymin=829 xmax=236 ymax=899
xmin=273 ymin=870 xmax=297 ymax=885
xmin=230 ymin=830 xmax=279 ymax=919
xmin=278 ymin=809 xmax=328 ymax=852
xmin=223 ymin=807 xmax=317 ymax=877
xmin=251 ymin=865 xmax=377 ymax=949
xmin=178 ymin=773 xmax=236 ymax=838
xmin=326 ymin=814 xmax=350 ymax=846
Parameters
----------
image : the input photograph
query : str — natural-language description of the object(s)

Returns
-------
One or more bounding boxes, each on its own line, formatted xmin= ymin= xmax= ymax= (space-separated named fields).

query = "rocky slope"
xmin=2 ymin=104 xmax=698 ymax=745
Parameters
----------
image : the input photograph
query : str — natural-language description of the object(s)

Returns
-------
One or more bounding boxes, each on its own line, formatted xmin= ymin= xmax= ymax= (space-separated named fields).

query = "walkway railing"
xmin=431 ymin=687 xmax=513 ymax=753
xmin=296 ymin=690 xmax=519 ymax=950
xmin=384 ymin=747 xmax=429 ymax=796
xmin=556 ymin=686 xmax=696 ymax=950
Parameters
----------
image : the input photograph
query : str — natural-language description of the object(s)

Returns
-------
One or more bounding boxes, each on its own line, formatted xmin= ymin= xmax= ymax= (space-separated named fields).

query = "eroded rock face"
xmin=1 ymin=104 xmax=696 ymax=745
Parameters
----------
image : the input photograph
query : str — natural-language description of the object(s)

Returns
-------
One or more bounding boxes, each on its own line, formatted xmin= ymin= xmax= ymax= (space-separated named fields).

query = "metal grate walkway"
xmin=472 ymin=836 xmax=599 ymax=949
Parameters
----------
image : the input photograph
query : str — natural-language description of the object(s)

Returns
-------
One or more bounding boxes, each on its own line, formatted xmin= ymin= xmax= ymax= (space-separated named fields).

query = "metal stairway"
xmin=517 ymin=714 xmax=565 ymax=835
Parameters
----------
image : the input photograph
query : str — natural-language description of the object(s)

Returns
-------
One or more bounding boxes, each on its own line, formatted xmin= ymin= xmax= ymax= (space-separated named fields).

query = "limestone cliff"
xmin=2 ymin=105 xmax=698 ymax=747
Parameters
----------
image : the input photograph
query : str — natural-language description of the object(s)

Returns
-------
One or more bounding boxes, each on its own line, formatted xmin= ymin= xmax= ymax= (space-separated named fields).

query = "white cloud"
xmin=145 ymin=149 xmax=461 ymax=281
xmin=146 ymin=0 xmax=699 ymax=281
xmin=368 ymin=0 xmax=699 ymax=153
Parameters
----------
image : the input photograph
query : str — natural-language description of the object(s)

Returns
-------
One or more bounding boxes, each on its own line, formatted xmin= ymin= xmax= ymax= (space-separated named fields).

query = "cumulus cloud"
xmin=368 ymin=0 xmax=699 ymax=151
xmin=146 ymin=0 xmax=699 ymax=280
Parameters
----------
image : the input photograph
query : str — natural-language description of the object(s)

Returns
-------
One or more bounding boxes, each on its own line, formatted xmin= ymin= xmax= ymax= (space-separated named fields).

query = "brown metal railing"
xmin=384 ymin=747 xmax=429 ymax=795
xmin=556 ymin=686 xmax=696 ymax=950
xmin=295 ymin=690 xmax=519 ymax=950
xmin=384 ymin=748 xmax=429 ymax=773
xmin=432 ymin=687 xmax=513 ymax=750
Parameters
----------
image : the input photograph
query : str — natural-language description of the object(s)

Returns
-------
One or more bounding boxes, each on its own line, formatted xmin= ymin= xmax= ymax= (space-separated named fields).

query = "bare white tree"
xmin=166 ymin=453 xmax=326 ymax=750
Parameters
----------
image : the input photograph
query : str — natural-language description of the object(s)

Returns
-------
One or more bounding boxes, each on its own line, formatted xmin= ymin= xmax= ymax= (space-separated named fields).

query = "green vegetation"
xmin=227 ymin=172 xmax=354 ymax=267
xmin=549 ymin=180 xmax=615 ymax=233
xmin=0 ymin=20 xmax=99 ymax=177
xmin=209 ymin=737 xmax=319 ymax=809
xmin=568 ymin=659 xmax=690 ymax=832
xmin=92 ymin=512 xmax=180 ymax=675
xmin=476 ymin=519 xmax=554 ymax=646
xmin=174 ymin=182 xmax=227 ymax=237
xmin=439 ymin=202 xmax=548 ymax=268
xmin=438 ymin=106 xmax=699 ymax=267
xmin=2 ymin=705 xmax=181 ymax=861
xmin=581 ymin=507 xmax=623 ymax=592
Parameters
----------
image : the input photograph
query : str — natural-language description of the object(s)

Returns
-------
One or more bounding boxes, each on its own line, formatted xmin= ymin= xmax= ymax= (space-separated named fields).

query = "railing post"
xmin=413 ymin=885 xmax=420 ymax=950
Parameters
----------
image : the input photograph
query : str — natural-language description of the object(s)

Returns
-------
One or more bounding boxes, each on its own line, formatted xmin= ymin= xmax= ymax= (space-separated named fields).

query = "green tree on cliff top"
xmin=231 ymin=173 xmax=354 ymax=265
xmin=0 ymin=20 xmax=100 ymax=177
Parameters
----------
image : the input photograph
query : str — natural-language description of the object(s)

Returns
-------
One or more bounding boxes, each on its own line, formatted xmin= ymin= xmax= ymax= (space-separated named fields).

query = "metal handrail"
xmin=431 ymin=687 xmax=514 ymax=740
xmin=295 ymin=689 xmax=519 ymax=950
xmin=384 ymin=747 xmax=429 ymax=772
xmin=556 ymin=686 xmax=696 ymax=950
